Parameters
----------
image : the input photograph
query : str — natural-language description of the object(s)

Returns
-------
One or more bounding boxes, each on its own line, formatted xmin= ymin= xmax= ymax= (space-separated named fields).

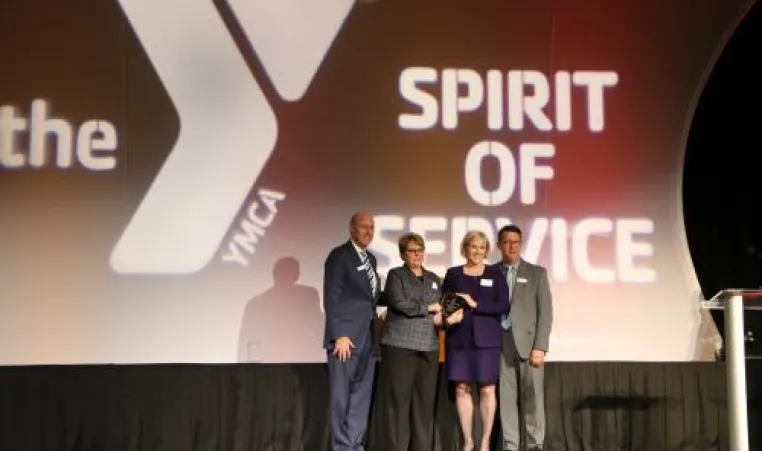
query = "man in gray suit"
xmin=494 ymin=225 xmax=553 ymax=451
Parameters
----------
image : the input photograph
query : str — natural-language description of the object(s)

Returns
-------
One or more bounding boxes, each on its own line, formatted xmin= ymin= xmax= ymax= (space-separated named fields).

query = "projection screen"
xmin=0 ymin=0 xmax=754 ymax=364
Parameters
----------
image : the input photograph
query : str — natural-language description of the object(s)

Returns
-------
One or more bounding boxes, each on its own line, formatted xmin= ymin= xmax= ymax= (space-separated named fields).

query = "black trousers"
xmin=378 ymin=344 xmax=439 ymax=451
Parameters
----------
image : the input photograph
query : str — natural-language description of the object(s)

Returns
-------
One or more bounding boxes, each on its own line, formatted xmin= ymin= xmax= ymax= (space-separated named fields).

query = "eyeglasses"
xmin=405 ymin=248 xmax=425 ymax=254
xmin=500 ymin=240 xmax=521 ymax=246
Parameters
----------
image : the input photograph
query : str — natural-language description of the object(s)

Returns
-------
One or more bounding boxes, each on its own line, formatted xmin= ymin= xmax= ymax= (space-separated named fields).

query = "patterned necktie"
xmin=360 ymin=250 xmax=377 ymax=296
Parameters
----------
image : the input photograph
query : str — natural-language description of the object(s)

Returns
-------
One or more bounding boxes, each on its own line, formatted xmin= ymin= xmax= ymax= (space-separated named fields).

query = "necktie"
xmin=360 ymin=250 xmax=377 ymax=296
xmin=501 ymin=265 xmax=514 ymax=330
xmin=507 ymin=265 xmax=516 ymax=296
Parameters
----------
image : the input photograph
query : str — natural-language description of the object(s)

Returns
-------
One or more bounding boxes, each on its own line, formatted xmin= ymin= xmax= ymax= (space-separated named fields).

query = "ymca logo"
xmin=110 ymin=0 xmax=354 ymax=274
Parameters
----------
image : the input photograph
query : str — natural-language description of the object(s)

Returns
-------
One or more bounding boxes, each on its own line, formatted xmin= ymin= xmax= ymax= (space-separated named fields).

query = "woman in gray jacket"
xmin=377 ymin=232 xmax=446 ymax=451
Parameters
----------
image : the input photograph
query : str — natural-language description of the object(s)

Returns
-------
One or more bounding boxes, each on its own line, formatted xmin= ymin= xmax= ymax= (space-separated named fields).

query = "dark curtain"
xmin=684 ymin=0 xmax=762 ymax=363
xmin=683 ymin=2 xmax=762 ymax=299
xmin=2 ymin=361 xmax=761 ymax=451
xmin=545 ymin=363 xmax=729 ymax=451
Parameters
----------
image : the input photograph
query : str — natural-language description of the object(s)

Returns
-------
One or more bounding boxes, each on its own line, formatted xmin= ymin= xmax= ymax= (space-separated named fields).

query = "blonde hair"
xmin=460 ymin=230 xmax=490 ymax=258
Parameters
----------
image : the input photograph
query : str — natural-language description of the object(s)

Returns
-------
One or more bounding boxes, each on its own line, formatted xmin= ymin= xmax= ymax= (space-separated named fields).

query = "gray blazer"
xmin=380 ymin=265 xmax=441 ymax=352
xmin=502 ymin=259 xmax=553 ymax=359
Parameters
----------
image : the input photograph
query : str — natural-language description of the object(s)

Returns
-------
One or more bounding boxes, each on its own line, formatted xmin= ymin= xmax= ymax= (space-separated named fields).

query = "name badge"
xmin=517 ymin=277 xmax=528 ymax=284
xmin=432 ymin=282 xmax=438 ymax=289
xmin=356 ymin=265 xmax=365 ymax=271
xmin=480 ymin=278 xmax=493 ymax=287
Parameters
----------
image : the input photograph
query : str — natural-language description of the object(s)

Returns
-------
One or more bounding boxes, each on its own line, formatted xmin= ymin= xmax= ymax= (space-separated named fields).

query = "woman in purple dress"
xmin=442 ymin=230 xmax=510 ymax=451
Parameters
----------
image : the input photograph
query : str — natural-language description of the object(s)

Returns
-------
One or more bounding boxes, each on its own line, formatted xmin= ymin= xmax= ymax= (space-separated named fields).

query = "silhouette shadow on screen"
xmin=237 ymin=256 xmax=324 ymax=363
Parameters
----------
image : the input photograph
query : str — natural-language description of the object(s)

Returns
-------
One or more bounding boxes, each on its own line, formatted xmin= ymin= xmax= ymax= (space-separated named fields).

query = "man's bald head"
xmin=349 ymin=212 xmax=375 ymax=249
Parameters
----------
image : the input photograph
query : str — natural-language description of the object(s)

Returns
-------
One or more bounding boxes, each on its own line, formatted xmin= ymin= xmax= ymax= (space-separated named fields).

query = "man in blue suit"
xmin=323 ymin=212 xmax=380 ymax=451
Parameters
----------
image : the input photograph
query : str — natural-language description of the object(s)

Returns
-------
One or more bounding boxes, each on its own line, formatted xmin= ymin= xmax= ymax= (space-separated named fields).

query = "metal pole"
xmin=725 ymin=293 xmax=749 ymax=451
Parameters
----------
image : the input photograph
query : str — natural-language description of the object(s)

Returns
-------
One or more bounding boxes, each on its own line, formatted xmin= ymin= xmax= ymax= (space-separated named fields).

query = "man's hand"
xmin=333 ymin=336 xmax=355 ymax=362
xmin=529 ymin=349 xmax=546 ymax=367
xmin=432 ymin=311 xmax=443 ymax=326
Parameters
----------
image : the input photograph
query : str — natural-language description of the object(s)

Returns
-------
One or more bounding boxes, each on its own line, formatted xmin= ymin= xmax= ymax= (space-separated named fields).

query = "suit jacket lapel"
xmin=424 ymin=270 xmax=439 ymax=293
xmin=421 ymin=268 xmax=441 ymax=303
